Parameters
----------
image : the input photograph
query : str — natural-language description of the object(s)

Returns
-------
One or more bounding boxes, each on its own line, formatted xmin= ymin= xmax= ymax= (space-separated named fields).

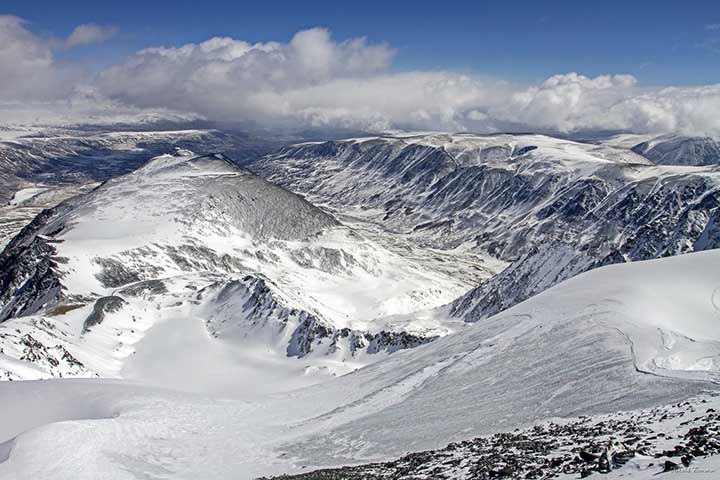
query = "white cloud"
xmin=97 ymin=27 xmax=395 ymax=118
xmin=98 ymin=33 xmax=720 ymax=137
xmin=65 ymin=23 xmax=116 ymax=48
xmin=2 ymin=16 xmax=720 ymax=137
xmin=0 ymin=15 xmax=83 ymax=101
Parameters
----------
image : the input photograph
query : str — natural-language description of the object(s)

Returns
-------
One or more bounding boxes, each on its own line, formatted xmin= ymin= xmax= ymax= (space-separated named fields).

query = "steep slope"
xmin=0 ymin=150 xmax=473 ymax=385
xmin=253 ymin=133 xmax=720 ymax=321
xmin=0 ymin=250 xmax=717 ymax=479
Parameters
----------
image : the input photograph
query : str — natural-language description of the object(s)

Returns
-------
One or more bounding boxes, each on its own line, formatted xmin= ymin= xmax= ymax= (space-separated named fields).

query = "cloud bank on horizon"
xmin=1 ymin=14 xmax=720 ymax=137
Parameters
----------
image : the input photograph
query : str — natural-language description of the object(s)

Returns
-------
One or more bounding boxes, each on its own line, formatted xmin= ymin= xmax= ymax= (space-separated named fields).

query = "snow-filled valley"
xmin=0 ymin=129 xmax=719 ymax=479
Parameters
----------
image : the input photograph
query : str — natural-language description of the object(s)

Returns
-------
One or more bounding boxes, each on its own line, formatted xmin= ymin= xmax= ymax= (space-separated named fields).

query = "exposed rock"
xmin=82 ymin=296 xmax=127 ymax=333
xmin=261 ymin=394 xmax=720 ymax=480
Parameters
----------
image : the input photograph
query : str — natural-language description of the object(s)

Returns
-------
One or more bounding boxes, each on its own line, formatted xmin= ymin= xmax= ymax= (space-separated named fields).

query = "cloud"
xmin=97 ymin=27 xmax=395 ymax=119
xmin=496 ymin=73 xmax=638 ymax=132
xmin=97 ymin=32 xmax=720 ymax=137
xmin=2 ymin=17 xmax=720 ymax=137
xmin=65 ymin=23 xmax=116 ymax=48
xmin=706 ymin=23 xmax=720 ymax=31
xmin=0 ymin=15 xmax=84 ymax=101
xmin=0 ymin=16 xmax=114 ymax=105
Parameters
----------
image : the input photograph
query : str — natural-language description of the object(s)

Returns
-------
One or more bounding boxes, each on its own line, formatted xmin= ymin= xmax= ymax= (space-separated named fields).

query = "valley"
xmin=0 ymin=128 xmax=718 ymax=479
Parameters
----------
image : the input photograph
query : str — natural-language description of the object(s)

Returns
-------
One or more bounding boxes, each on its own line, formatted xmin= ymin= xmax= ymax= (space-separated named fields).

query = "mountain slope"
xmin=0 ymin=150 xmax=475 ymax=386
xmin=252 ymin=133 xmax=720 ymax=321
xmin=601 ymin=133 xmax=720 ymax=166
xmin=0 ymin=249 xmax=717 ymax=479
xmin=0 ymin=127 xmax=286 ymax=256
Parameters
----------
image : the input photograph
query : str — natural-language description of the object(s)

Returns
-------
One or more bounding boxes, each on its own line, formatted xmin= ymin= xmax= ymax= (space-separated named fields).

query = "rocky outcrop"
xmin=0 ymin=204 xmax=72 ymax=321
xmin=82 ymin=296 xmax=127 ymax=333
xmin=204 ymin=275 xmax=433 ymax=359
xmin=453 ymin=175 xmax=720 ymax=320
xmin=261 ymin=394 xmax=720 ymax=480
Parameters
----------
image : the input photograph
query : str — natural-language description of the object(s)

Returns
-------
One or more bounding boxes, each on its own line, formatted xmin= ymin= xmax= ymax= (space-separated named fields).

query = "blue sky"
xmin=3 ymin=1 xmax=720 ymax=135
xmin=8 ymin=0 xmax=720 ymax=85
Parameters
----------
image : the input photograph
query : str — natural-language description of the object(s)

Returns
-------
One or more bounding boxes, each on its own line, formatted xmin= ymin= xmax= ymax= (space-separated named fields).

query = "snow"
xmin=0 ymin=249 xmax=718 ymax=478
xmin=7 ymin=187 xmax=48 ymax=206
xmin=1 ymin=133 xmax=720 ymax=478
xmin=395 ymin=132 xmax=654 ymax=167
xmin=0 ymin=150 xmax=481 ymax=387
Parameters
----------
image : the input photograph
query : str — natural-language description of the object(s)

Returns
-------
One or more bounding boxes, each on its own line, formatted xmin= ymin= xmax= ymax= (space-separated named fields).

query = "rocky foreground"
xmin=262 ymin=392 xmax=720 ymax=480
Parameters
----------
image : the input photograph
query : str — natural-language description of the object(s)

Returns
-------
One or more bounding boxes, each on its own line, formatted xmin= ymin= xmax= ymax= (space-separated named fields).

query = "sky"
xmin=12 ymin=0 xmax=720 ymax=84
xmin=2 ymin=0 xmax=720 ymax=135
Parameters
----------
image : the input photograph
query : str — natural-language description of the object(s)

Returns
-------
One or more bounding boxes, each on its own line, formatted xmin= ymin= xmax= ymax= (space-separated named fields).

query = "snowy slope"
xmin=1 ymin=131 xmax=719 ymax=479
xmin=0 ymin=126 xmax=286 ymax=252
xmin=257 ymin=249 xmax=720 ymax=469
xmin=0 ymin=249 xmax=718 ymax=479
xmin=0 ymin=150 xmax=475 ymax=385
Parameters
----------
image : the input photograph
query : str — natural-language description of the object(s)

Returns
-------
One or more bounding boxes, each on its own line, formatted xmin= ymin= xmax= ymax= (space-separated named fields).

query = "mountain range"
xmin=0 ymin=126 xmax=718 ymax=479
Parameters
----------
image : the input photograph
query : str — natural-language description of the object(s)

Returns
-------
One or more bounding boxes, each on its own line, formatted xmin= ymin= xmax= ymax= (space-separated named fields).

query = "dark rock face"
xmin=261 ymin=395 xmax=720 ymax=480
xmin=82 ymin=296 xmax=127 ymax=333
xmin=0 ymin=204 xmax=72 ymax=321
xmin=93 ymin=258 xmax=142 ymax=288
xmin=453 ymin=176 xmax=720 ymax=321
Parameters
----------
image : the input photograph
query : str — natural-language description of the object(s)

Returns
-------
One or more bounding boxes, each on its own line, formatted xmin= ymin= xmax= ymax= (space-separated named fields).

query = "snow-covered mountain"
xmin=0 ymin=149 xmax=475 ymax=386
xmin=253 ymin=133 xmax=720 ymax=320
xmin=1 ymin=130 xmax=719 ymax=479
xmin=0 ymin=127 xmax=288 ymax=254
xmin=0 ymin=128 xmax=275 ymax=201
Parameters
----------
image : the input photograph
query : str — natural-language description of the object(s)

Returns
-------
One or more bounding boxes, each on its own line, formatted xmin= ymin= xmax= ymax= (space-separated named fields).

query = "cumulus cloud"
xmin=97 ymin=27 xmax=396 ymax=124
xmin=497 ymin=74 xmax=720 ymax=136
xmin=97 ymin=31 xmax=720 ymax=137
xmin=2 ymin=16 xmax=720 ymax=137
xmin=65 ymin=23 xmax=116 ymax=48
xmin=0 ymin=15 xmax=84 ymax=101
